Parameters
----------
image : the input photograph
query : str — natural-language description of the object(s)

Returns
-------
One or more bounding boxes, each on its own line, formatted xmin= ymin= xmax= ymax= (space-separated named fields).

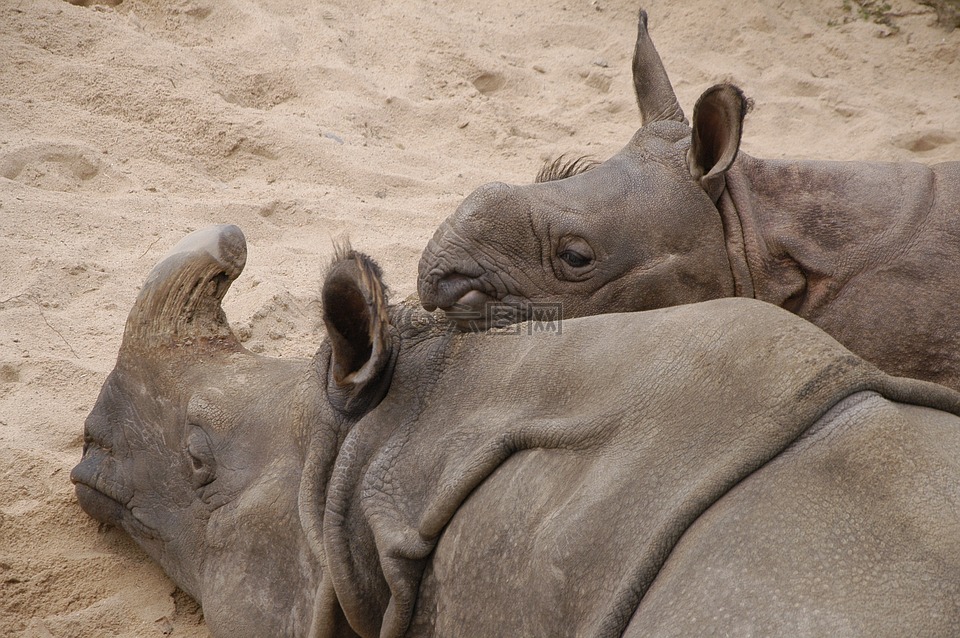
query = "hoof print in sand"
xmin=892 ymin=131 xmax=957 ymax=154
xmin=471 ymin=72 xmax=506 ymax=95
xmin=216 ymin=71 xmax=298 ymax=110
xmin=0 ymin=144 xmax=128 ymax=193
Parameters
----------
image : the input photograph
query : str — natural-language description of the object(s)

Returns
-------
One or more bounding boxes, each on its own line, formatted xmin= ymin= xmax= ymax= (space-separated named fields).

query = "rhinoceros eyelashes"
xmin=185 ymin=426 xmax=217 ymax=488
xmin=556 ymin=236 xmax=596 ymax=279
xmin=559 ymin=250 xmax=591 ymax=268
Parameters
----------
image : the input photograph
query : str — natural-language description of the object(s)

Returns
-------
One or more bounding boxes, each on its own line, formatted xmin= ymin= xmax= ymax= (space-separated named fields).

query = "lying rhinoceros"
xmin=417 ymin=9 xmax=960 ymax=392
xmin=73 ymin=224 xmax=960 ymax=637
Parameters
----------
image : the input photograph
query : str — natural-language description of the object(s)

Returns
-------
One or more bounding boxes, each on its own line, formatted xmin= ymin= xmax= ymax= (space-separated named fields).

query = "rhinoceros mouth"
xmin=444 ymin=291 xmax=530 ymax=331
xmin=71 ymin=455 xmax=130 ymax=525
xmin=71 ymin=451 xmax=161 ymax=540
xmin=73 ymin=482 xmax=126 ymax=525
xmin=73 ymin=478 xmax=162 ymax=541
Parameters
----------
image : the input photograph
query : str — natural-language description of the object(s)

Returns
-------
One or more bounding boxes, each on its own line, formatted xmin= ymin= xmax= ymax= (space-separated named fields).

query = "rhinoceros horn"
xmin=121 ymin=224 xmax=247 ymax=352
xmin=633 ymin=9 xmax=687 ymax=126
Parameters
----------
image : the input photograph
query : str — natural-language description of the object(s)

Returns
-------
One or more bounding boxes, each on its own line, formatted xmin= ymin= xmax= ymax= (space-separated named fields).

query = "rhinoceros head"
xmin=70 ymin=226 xmax=329 ymax=635
xmin=418 ymin=11 xmax=750 ymax=329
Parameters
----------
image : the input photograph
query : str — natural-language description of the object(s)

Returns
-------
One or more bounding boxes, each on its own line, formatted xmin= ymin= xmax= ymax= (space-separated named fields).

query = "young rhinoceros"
xmin=73 ymin=225 xmax=960 ymax=637
xmin=418 ymin=10 xmax=960 ymax=392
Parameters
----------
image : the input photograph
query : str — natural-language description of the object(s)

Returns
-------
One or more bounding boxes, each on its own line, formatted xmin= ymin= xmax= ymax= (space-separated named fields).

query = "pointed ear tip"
xmin=322 ymin=248 xmax=390 ymax=330
xmin=703 ymin=83 xmax=742 ymax=98
xmin=723 ymin=84 xmax=750 ymax=119
xmin=696 ymin=84 xmax=751 ymax=120
xmin=724 ymin=83 xmax=749 ymax=103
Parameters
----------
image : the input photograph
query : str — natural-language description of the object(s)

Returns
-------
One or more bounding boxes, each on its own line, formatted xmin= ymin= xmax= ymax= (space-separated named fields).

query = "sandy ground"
xmin=0 ymin=0 xmax=957 ymax=635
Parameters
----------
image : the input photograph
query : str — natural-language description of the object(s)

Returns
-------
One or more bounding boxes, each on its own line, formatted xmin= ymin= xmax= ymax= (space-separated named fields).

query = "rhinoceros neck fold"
xmin=713 ymin=170 xmax=756 ymax=300
xmin=319 ymin=300 xmax=955 ymax=637
xmin=720 ymin=156 xmax=960 ymax=389
xmin=723 ymin=154 xmax=943 ymax=315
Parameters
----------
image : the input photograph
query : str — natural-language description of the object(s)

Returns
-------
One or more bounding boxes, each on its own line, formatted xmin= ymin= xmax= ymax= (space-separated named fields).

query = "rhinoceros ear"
xmin=321 ymin=244 xmax=396 ymax=414
xmin=687 ymin=84 xmax=750 ymax=201
xmin=122 ymin=224 xmax=246 ymax=352
xmin=633 ymin=9 xmax=687 ymax=126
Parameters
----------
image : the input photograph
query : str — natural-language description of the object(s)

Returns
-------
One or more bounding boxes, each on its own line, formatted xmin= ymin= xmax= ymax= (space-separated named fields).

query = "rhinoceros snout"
xmin=418 ymin=229 xmax=488 ymax=312
xmin=419 ymin=273 xmax=480 ymax=312
xmin=418 ymin=181 xmax=517 ymax=310
xmin=71 ymin=446 xmax=133 ymax=527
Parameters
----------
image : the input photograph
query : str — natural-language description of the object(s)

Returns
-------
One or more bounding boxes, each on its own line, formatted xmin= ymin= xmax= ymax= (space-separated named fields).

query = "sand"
xmin=1 ymin=0 xmax=957 ymax=635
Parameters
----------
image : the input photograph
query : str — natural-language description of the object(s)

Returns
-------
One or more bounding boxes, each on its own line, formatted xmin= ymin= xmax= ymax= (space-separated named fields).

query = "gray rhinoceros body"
xmin=417 ymin=10 xmax=960 ymax=392
xmin=74 ymin=225 xmax=960 ymax=637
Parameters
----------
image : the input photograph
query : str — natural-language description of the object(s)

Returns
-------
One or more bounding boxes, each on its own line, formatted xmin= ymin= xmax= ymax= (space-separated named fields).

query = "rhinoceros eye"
xmin=556 ymin=236 xmax=595 ymax=274
xmin=559 ymin=250 xmax=592 ymax=268
xmin=186 ymin=426 xmax=217 ymax=488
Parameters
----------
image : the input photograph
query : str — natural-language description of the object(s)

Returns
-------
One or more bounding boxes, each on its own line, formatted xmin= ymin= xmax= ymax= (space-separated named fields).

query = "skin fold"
xmin=74 ymin=224 xmax=960 ymax=637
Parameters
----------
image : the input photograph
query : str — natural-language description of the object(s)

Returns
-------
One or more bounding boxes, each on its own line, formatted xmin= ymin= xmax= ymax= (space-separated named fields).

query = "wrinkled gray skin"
xmin=418 ymin=9 xmax=960 ymax=392
xmin=74 ymin=225 xmax=960 ymax=637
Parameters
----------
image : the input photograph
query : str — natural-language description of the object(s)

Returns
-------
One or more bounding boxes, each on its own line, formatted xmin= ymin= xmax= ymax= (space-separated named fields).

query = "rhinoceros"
xmin=72 ymin=224 xmax=960 ymax=637
xmin=417 ymin=10 xmax=960 ymax=392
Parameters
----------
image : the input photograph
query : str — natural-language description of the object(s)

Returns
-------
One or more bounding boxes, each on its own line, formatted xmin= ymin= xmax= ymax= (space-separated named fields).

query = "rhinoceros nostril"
xmin=82 ymin=428 xmax=112 ymax=455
